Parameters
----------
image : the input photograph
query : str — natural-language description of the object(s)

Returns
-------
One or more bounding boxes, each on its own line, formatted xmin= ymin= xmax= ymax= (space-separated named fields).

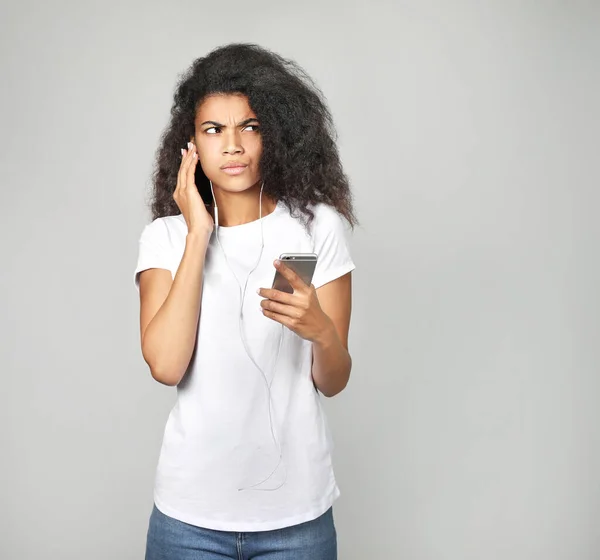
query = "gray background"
xmin=2 ymin=1 xmax=599 ymax=558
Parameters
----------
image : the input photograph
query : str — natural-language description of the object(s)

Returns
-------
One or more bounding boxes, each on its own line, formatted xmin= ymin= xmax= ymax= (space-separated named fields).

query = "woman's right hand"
xmin=173 ymin=142 xmax=214 ymax=235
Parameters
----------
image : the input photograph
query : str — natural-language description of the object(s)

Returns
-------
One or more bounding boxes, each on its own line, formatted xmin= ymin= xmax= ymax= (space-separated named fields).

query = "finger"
xmin=176 ymin=148 xmax=186 ymax=189
xmin=181 ymin=144 xmax=196 ymax=187
xmin=261 ymin=299 xmax=301 ymax=319
xmin=257 ymin=287 xmax=295 ymax=304
xmin=187 ymin=146 xmax=198 ymax=188
xmin=177 ymin=147 xmax=191 ymax=189
xmin=262 ymin=308 xmax=295 ymax=329
xmin=273 ymin=260 xmax=308 ymax=291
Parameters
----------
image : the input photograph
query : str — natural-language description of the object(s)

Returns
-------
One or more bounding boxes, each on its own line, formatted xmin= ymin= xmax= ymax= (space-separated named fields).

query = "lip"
xmin=221 ymin=166 xmax=247 ymax=176
xmin=220 ymin=161 xmax=248 ymax=169
xmin=220 ymin=162 xmax=248 ymax=176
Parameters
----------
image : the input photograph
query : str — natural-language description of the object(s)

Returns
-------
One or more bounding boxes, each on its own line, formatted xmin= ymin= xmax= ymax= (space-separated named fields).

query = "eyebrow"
xmin=199 ymin=118 xmax=259 ymax=127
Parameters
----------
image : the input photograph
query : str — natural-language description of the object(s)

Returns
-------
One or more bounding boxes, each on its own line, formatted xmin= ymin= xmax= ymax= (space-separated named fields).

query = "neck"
xmin=213 ymin=183 xmax=276 ymax=227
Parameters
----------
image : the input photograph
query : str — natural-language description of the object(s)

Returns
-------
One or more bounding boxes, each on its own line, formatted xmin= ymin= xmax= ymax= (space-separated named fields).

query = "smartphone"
xmin=272 ymin=253 xmax=318 ymax=294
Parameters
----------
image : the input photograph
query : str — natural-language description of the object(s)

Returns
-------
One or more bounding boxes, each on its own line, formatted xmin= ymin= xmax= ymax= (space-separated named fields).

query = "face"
xmin=192 ymin=93 xmax=262 ymax=193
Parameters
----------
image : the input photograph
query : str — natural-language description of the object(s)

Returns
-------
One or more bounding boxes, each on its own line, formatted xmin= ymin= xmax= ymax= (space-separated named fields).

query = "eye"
xmin=244 ymin=125 xmax=260 ymax=132
xmin=205 ymin=127 xmax=220 ymax=134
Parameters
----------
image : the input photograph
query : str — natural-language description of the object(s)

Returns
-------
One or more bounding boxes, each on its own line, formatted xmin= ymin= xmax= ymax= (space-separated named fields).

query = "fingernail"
xmin=187 ymin=142 xmax=192 ymax=149
xmin=181 ymin=148 xmax=184 ymax=156
xmin=256 ymin=288 xmax=261 ymax=294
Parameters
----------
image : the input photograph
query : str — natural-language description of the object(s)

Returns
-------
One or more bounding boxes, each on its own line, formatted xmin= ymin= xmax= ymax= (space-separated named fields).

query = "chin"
xmin=213 ymin=177 xmax=262 ymax=192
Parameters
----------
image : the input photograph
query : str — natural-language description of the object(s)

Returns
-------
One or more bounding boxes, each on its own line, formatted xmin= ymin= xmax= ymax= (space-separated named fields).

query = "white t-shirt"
xmin=133 ymin=201 xmax=355 ymax=532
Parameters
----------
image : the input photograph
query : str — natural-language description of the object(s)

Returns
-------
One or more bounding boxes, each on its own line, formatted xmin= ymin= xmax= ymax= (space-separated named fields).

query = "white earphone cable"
xmin=210 ymin=180 xmax=287 ymax=491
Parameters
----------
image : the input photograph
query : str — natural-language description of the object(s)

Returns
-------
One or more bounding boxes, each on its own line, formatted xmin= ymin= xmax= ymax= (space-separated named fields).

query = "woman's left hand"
xmin=258 ymin=260 xmax=332 ymax=343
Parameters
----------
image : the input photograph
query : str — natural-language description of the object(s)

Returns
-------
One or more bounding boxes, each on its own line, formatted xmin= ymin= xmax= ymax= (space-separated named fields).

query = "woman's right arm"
xmin=138 ymin=230 xmax=211 ymax=386
xmin=138 ymin=141 xmax=214 ymax=386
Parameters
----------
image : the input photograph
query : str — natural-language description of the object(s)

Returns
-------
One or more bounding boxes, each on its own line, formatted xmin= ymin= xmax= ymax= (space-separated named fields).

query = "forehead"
xmin=195 ymin=93 xmax=256 ymax=120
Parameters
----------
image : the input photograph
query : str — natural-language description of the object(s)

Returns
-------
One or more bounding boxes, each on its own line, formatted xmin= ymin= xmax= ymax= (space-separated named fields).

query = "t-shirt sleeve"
xmin=133 ymin=218 xmax=177 ymax=292
xmin=311 ymin=205 xmax=356 ymax=289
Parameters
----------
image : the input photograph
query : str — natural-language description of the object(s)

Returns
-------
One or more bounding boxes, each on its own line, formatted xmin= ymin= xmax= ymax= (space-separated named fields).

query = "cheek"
xmin=249 ymin=139 xmax=263 ymax=164
xmin=196 ymin=142 xmax=218 ymax=167
xmin=197 ymin=158 xmax=210 ymax=177
xmin=196 ymin=151 xmax=217 ymax=178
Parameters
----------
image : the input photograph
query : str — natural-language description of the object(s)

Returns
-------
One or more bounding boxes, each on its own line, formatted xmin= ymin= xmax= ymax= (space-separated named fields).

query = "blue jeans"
xmin=145 ymin=503 xmax=338 ymax=560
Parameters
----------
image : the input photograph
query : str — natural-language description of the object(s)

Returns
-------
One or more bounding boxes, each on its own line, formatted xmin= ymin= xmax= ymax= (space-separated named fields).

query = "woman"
xmin=134 ymin=43 xmax=357 ymax=560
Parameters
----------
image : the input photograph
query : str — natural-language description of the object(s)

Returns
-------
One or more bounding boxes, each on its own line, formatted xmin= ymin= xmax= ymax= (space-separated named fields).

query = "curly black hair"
xmin=150 ymin=43 xmax=357 ymax=229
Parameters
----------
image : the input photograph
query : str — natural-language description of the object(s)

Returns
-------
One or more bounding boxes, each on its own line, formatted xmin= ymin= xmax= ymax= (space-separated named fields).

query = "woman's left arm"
xmin=259 ymin=259 xmax=353 ymax=397
xmin=310 ymin=272 xmax=353 ymax=397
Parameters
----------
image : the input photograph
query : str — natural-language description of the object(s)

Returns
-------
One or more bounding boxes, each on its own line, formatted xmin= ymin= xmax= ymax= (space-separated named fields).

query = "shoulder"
xmin=138 ymin=214 xmax=187 ymax=245
xmin=308 ymin=203 xmax=351 ymax=238
xmin=308 ymin=204 xmax=355 ymax=288
xmin=311 ymin=202 xmax=345 ymax=223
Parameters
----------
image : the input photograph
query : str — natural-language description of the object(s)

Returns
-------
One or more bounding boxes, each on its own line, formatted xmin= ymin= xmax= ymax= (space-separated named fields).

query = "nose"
xmin=222 ymin=128 xmax=244 ymax=155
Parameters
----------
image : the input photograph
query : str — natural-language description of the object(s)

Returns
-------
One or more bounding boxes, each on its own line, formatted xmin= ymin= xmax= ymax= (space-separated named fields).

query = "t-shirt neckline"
xmin=214 ymin=200 xmax=283 ymax=235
